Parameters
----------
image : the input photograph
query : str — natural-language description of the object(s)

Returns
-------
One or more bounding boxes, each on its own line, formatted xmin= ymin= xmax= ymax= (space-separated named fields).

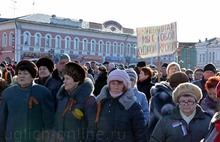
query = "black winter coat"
xmin=147 ymin=81 xmax=175 ymax=141
xmin=96 ymin=86 xmax=147 ymax=142
xmin=137 ymin=78 xmax=154 ymax=102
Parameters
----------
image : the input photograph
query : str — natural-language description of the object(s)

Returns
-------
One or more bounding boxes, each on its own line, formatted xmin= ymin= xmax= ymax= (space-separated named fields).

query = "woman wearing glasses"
xmin=150 ymin=82 xmax=211 ymax=142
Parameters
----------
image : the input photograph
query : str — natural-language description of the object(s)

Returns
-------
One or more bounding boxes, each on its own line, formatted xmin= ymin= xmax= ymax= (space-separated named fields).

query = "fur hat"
xmin=62 ymin=62 xmax=86 ymax=84
xmin=125 ymin=68 xmax=138 ymax=82
xmin=216 ymin=82 xmax=220 ymax=99
xmin=98 ymin=65 xmax=107 ymax=72
xmin=203 ymin=63 xmax=216 ymax=73
xmin=168 ymin=71 xmax=189 ymax=88
xmin=137 ymin=61 xmax=146 ymax=67
xmin=172 ymin=82 xmax=202 ymax=103
xmin=53 ymin=53 xmax=71 ymax=64
xmin=107 ymin=69 xmax=131 ymax=90
xmin=15 ymin=60 xmax=38 ymax=78
xmin=36 ymin=57 xmax=54 ymax=73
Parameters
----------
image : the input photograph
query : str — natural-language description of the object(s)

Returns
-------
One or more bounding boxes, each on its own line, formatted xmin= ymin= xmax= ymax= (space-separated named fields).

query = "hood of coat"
xmin=150 ymin=81 xmax=173 ymax=97
xmin=96 ymin=85 xmax=136 ymax=110
xmin=57 ymin=78 xmax=94 ymax=103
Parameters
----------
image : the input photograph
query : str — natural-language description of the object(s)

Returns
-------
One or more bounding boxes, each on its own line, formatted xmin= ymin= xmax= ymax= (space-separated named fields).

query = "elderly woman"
xmin=95 ymin=69 xmax=147 ymax=142
xmin=53 ymin=62 xmax=97 ymax=142
xmin=203 ymin=81 xmax=220 ymax=142
xmin=0 ymin=60 xmax=55 ymax=142
xmin=201 ymin=76 xmax=220 ymax=116
xmin=150 ymin=82 xmax=211 ymax=142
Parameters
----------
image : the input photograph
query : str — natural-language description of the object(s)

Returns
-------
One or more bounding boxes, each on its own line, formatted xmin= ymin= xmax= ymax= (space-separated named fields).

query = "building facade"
xmin=195 ymin=38 xmax=220 ymax=69
xmin=0 ymin=14 xmax=138 ymax=64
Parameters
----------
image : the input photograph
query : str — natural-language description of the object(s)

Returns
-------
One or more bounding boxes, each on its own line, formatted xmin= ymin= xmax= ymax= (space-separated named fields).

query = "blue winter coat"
xmin=95 ymin=85 xmax=147 ymax=142
xmin=0 ymin=82 xmax=55 ymax=142
xmin=53 ymin=78 xmax=97 ymax=142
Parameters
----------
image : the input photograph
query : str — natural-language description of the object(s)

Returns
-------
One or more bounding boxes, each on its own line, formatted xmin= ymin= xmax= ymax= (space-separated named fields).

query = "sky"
xmin=0 ymin=0 xmax=219 ymax=42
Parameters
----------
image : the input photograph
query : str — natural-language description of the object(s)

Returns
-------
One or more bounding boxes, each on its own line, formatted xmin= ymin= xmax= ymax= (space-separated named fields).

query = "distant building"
xmin=0 ymin=13 xmax=138 ymax=64
xmin=195 ymin=37 xmax=220 ymax=69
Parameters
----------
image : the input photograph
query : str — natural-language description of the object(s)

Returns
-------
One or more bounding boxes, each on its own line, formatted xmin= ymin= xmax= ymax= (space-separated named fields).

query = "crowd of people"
xmin=0 ymin=53 xmax=220 ymax=142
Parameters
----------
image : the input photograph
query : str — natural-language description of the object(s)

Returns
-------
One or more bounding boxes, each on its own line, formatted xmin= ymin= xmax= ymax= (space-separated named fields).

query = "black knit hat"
xmin=15 ymin=60 xmax=38 ymax=78
xmin=161 ymin=63 xmax=168 ymax=68
xmin=203 ymin=63 xmax=216 ymax=73
xmin=36 ymin=57 xmax=54 ymax=73
xmin=168 ymin=71 xmax=189 ymax=88
xmin=137 ymin=61 xmax=146 ymax=67
xmin=62 ymin=62 xmax=86 ymax=84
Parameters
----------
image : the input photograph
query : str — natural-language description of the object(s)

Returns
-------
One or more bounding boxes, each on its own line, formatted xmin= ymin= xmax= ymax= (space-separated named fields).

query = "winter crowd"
xmin=0 ymin=53 xmax=220 ymax=142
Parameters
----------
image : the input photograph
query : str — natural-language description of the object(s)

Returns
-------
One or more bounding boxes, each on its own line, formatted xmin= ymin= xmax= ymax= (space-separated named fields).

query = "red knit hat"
xmin=216 ymin=82 xmax=220 ymax=99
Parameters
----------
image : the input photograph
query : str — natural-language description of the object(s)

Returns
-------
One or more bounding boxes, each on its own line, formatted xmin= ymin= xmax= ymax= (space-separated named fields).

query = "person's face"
xmin=17 ymin=70 xmax=33 ymax=88
xmin=168 ymin=65 xmax=179 ymax=77
xmin=63 ymin=74 xmax=79 ymax=92
xmin=109 ymin=80 xmax=124 ymax=94
xmin=207 ymin=88 xmax=219 ymax=101
xmin=56 ymin=58 xmax=69 ymax=72
xmin=194 ymin=71 xmax=203 ymax=80
xmin=38 ymin=66 xmax=51 ymax=78
xmin=203 ymin=70 xmax=215 ymax=80
xmin=139 ymin=70 xmax=149 ymax=80
xmin=161 ymin=67 xmax=167 ymax=76
xmin=178 ymin=96 xmax=197 ymax=116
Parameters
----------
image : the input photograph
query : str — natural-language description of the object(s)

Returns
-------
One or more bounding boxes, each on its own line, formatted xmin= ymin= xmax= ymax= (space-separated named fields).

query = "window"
xmin=2 ymin=33 xmax=7 ymax=47
xmin=120 ymin=43 xmax=124 ymax=54
xmin=91 ymin=40 xmax=96 ymax=52
xmin=106 ymin=41 xmax=111 ymax=53
xmin=113 ymin=42 xmax=117 ymax=53
xmin=74 ymin=38 xmax=79 ymax=50
xmin=23 ymin=32 xmax=30 ymax=46
xmin=55 ymin=35 xmax=61 ymax=48
xmin=126 ymin=43 xmax=131 ymax=54
xmin=98 ymin=40 xmax=104 ymax=52
xmin=65 ymin=36 xmax=71 ymax=49
xmin=35 ymin=33 xmax=41 ymax=47
xmin=9 ymin=32 xmax=14 ymax=46
xmin=83 ymin=38 xmax=88 ymax=51
xmin=45 ymin=34 xmax=52 ymax=48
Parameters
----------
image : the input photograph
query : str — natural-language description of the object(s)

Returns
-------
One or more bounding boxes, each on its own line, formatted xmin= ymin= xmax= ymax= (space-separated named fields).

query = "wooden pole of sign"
xmin=157 ymin=34 xmax=161 ymax=83
xmin=157 ymin=56 xmax=161 ymax=82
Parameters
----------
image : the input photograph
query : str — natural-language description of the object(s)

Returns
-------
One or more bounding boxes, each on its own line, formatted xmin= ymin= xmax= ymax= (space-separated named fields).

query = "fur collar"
xmin=96 ymin=85 xmax=136 ymax=110
xmin=57 ymin=78 xmax=94 ymax=103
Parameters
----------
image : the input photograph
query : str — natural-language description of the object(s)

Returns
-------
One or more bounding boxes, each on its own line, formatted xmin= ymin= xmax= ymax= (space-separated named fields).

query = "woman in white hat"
xmin=150 ymin=82 xmax=211 ymax=142
xmin=95 ymin=69 xmax=147 ymax=141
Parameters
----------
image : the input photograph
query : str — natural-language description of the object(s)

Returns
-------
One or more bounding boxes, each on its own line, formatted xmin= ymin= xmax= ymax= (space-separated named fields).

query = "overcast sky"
xmin=0 ymin=0 xmax=219 ymax=42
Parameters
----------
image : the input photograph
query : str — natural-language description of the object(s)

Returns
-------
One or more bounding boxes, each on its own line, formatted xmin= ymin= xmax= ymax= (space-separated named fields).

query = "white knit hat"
xmin=107 ymin=69 xmax=131 ymax=90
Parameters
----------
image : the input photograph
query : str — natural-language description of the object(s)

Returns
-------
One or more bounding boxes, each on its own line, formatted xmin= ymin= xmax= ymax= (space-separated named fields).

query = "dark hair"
xmin=141 ymin=66 xmax=153 ymax=78
xmin=0 ymin=78 xmax=8 ymax=93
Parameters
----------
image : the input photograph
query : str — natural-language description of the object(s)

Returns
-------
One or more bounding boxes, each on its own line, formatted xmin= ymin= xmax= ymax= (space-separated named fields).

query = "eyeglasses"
xmin=178 ymin=100 xmax=196 ymax=106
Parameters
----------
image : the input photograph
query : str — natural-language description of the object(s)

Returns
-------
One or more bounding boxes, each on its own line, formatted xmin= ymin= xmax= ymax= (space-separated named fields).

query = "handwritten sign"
xmin=137 ymin=22 xmax=177 ymax=58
